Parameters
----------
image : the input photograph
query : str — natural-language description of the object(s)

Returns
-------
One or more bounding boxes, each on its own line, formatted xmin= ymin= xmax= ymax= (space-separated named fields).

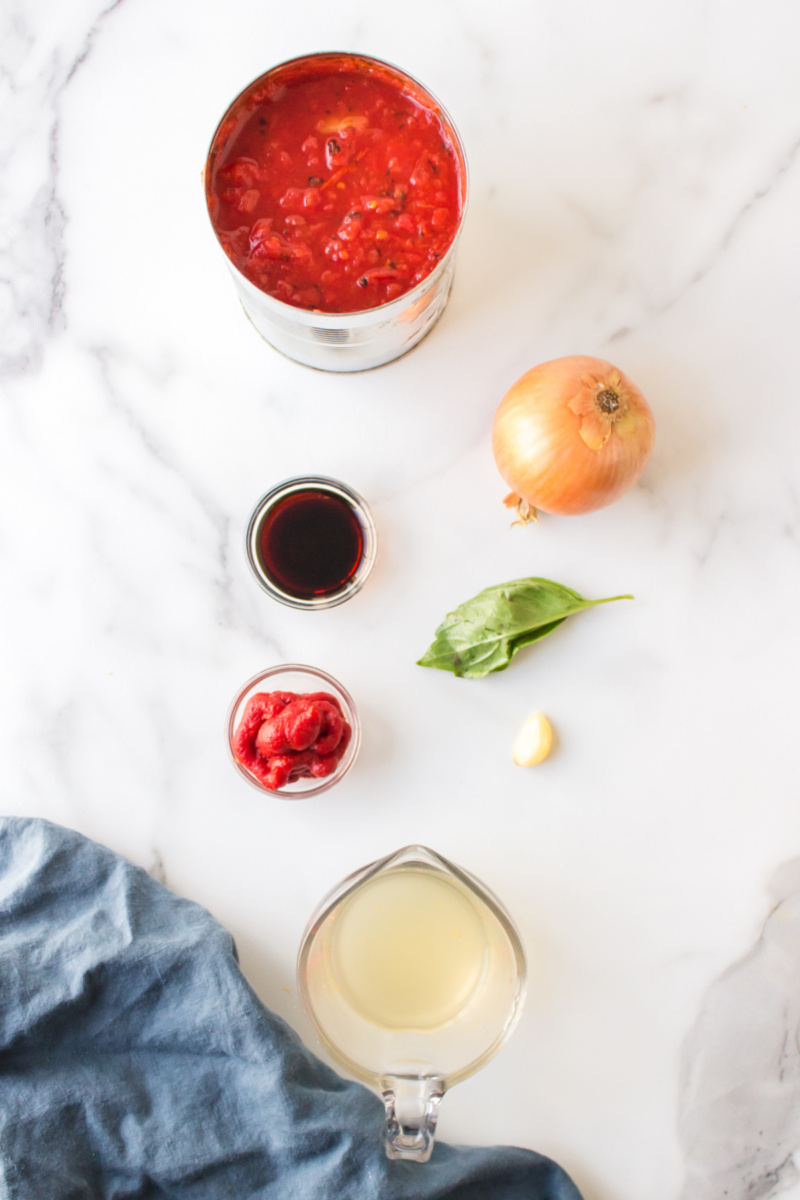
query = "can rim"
xmin=203 ymin=50 xmax=469 ymax=323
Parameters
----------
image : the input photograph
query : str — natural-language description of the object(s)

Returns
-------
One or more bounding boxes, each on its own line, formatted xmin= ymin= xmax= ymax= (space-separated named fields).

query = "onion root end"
xmin=503 ymin=492 xmax=538 ymax=526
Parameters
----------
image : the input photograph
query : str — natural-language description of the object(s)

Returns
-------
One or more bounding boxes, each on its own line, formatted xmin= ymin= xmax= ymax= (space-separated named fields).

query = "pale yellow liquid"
xmin=329 ymin=867 xmax=489 ymax=1030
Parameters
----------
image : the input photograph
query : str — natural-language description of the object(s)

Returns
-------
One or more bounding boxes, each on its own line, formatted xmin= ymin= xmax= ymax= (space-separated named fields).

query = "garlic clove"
xmin=512 ymin=712 xmax=553 ymax=767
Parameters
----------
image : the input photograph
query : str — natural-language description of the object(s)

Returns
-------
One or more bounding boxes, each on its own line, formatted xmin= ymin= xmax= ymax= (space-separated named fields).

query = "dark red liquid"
xmin=258 ymin=489 xmax=364 ymax=599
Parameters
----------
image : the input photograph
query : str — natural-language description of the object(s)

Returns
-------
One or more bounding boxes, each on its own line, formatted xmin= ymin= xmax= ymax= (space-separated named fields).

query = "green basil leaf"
xmin=417 ymin=577 xmax=632 ymax=679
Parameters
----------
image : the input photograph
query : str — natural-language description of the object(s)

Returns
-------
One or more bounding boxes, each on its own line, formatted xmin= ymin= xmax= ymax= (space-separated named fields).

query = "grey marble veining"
xmin=0 ymin=0 xmax=109 ymax=376
xmin=679 ymin=864 xmax=800 ymax=1200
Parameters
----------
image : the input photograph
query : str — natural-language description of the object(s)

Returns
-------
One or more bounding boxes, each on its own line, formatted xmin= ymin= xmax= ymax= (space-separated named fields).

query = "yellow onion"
xmin=491 ymin=355 xmax=656 ymax=518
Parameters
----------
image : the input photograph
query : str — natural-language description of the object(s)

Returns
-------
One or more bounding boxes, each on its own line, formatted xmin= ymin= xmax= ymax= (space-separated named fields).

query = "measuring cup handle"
xmin=380 ymin=1075 xmax=446 ymax=1162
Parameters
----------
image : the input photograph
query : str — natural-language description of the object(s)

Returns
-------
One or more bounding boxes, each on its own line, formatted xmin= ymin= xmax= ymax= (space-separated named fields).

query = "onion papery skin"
xmin=491 ymin=355 xmax=656 ymax=516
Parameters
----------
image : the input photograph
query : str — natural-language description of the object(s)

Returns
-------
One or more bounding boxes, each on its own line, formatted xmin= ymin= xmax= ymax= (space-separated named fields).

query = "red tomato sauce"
xmin=206 ymin=56 xmax=464 ymax=314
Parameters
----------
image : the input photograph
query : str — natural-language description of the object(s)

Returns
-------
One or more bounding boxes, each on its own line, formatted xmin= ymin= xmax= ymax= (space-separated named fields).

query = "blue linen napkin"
xmin=0 ymin=817 xmax=583 ymax=1199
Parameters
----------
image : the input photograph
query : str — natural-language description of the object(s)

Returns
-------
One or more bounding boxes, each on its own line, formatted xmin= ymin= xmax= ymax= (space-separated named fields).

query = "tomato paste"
xmin=233 ymin=690 xmax=352 ymax=790
xmin=206 ymin=55 xmax=464 ymax=313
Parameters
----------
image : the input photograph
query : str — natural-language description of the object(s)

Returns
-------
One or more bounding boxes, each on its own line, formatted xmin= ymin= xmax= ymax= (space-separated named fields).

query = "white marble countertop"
xmin=4 ymin=1 xmax=800 ymax=1197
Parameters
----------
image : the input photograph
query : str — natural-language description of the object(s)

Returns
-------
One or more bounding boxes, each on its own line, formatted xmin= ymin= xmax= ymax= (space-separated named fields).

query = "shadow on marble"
xmin=226 ymin=929 xmax=305 ymax=1034
xmin=453 ymin=201 xmax=568 ymax=315
xmin=353 ymin=703 xmax=396 ymax=781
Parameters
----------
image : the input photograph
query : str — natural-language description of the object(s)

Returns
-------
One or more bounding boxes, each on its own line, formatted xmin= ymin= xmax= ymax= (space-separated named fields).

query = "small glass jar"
xmin=226 ymin=664 xmax=360 ymax=799
xmin=245 ymin=476 xmax=377 ymax=610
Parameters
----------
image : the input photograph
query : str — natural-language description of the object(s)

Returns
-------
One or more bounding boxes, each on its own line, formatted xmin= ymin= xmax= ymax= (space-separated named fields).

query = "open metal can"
xmin=204 ymin=52 xmax=468 ymax=372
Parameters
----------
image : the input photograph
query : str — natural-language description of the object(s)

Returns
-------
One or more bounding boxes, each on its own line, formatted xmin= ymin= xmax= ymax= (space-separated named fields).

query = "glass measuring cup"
xmin=297 ymin=845 xmax=527 ymax=1161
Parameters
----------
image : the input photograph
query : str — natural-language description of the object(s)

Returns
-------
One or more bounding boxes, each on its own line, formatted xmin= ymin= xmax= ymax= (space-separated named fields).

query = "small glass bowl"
xmin=245 ymin=476 xmax=378 ymax=611
xmin=226 ymin=664 xmax=360 ymax=799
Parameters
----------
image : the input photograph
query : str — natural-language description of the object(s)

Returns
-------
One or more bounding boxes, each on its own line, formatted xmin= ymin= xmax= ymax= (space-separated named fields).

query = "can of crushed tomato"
xmin=204 ymin=52 xmax=468 ymax=372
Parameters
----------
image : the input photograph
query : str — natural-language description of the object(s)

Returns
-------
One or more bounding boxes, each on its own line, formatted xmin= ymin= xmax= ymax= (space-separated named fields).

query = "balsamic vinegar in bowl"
xmin=259 ymin=489 xmax=363 ymax=599
xmin=246 ymin=477 xmax=377 ymax=610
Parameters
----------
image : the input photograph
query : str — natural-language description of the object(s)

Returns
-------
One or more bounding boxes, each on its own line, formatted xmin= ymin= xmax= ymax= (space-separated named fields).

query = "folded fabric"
xmin=0 ymin=817 xmax=583 ymax=1200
